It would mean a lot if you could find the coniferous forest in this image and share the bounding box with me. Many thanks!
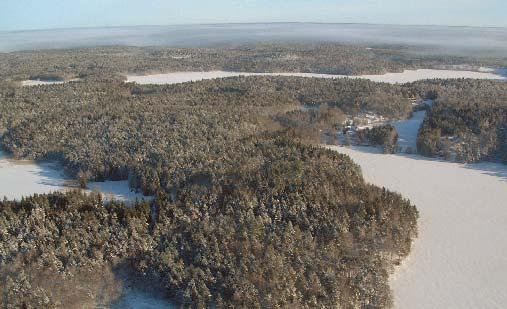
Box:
[413,79,507,163]
[0,44,505,307]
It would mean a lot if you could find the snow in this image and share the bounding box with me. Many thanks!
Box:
[0,149,150,203]
[391,99,433,152]
[21,80,66,86]
[327,107,507,308]
[358,69,506,84]
[392,111,425,152]
[111,289,174,309]
[21,78,81,86]
[0,150,67,199]
[5,67,507,307]
[87,180,152,203]
[126,69,507,85]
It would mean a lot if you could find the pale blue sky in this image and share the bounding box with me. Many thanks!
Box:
[1,0,506,31]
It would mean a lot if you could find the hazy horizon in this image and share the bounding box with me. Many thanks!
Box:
[3,21,507,34]
[1,23,507,58]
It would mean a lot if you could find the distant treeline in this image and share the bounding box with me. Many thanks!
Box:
[1,43,504,82]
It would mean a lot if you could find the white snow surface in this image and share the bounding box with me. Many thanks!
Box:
[87,180,152,203]
[392,110,426,152]
[111,289,174,309]
[86,180,153,202]
[126,69,507,85]
[0,150,67,199]
[21,80,66,86]
[392,99,433,152]
[327,106,507,308]
[21,78,81,86]
[0,149,149,203]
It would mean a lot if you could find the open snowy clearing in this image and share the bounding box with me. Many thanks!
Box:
[0,149,150,203]
[126,68,507,85]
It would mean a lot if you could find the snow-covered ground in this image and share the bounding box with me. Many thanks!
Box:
[0,149,150,203]
[392,100,433,152]
[327,107,507,308]
[126,68,507,85]
[0,149,67,199]
[391,111,425,152]
[111,289,174,309]
[87,180,152,203]
[21,78,81,86]
[21,79,66,86]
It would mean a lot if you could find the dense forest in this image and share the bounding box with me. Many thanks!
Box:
[0,44,402,81]
[0,134,419,308]
[414,79,507,163]
[0,46,423,308]
[0,75,417,194]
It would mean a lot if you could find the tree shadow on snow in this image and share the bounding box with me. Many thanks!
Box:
[464,162,507,182]
[332,145,507,182]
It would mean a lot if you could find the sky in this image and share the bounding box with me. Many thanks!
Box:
[1,0,506,31]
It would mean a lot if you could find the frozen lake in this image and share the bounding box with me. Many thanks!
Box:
[0,149,150,203]
[126,69,507,85]
[0,149,67,199]
[328,107,507,308]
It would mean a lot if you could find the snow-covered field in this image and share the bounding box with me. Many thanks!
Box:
[328,107,507,308]
[0,149,150,203]
[126,68,507,85]
[329,146,507,308]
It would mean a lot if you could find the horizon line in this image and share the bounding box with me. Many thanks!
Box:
[2,21,506,33]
